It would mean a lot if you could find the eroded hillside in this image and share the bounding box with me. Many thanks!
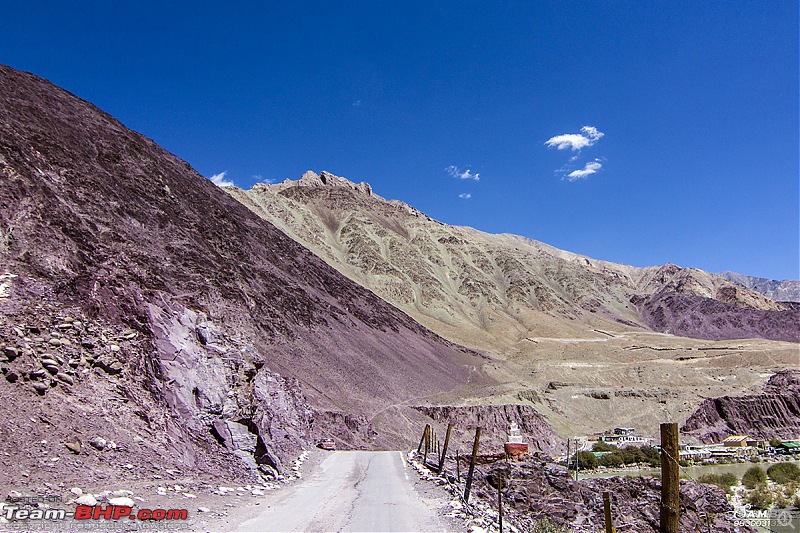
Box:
[228,172,799,440]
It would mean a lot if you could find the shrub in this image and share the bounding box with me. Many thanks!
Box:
[532,517,569,532]
[748,487,773,509]
[742,466,767,489]
[698,473,737,493]
[767,462,800,484]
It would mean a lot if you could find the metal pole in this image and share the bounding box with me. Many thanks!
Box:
[575,439,579,481]
[660,422,680,533]
[566,437,571,480]
[438,423,453,474]
[464,427,481,503]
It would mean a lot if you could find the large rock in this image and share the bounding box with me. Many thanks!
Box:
[467,454,753,533]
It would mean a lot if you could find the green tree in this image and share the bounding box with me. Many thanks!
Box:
[576,451,598,470]
[592,441,616,452]
[598,453,624,468]
[742,466,767,489]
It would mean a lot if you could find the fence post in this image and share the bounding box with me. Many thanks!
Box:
[438,423,453,474]
[603,491,616,533]
[660,422,680,533]
[464,427,482,503]
[423,425,431,465]
[417,424,430,454]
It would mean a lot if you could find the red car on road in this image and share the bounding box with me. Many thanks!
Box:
[318,438,336,450]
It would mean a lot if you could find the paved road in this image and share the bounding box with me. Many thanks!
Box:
[238,451,449,532]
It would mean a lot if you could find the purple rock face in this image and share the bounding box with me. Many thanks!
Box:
[638,292,800,343]
[682,370,800,443]
[0,64,492,484]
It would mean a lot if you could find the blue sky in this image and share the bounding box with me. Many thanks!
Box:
[2,1,798,280]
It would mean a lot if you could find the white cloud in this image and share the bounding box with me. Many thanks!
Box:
[566,161,602,181]
[545,125,604,151]
[254,175,277,184]
[458,193,472,199]
[209,171,234,187]
[446,165,480,181]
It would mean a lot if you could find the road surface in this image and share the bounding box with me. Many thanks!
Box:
[237,451,450,532]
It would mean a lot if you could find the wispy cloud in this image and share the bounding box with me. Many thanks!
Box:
[458,193,472,199]
[209,171,234,187]
[446,165,480,181]
[545,126,604,151]
[565,160,602,181]
[254,175,277,184]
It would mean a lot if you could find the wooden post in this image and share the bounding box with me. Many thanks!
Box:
[497,471,504,533]
[417,424,430,454]
[423,426,430,465]
[438,423,453,474]
[660,422,680,533]
[464,427,481,503]
[456,449,461,483]
[603,491,616,533]
[575,439,579,481]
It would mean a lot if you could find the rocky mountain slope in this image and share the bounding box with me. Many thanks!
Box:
[227,172,799,441]
[229,172,798,347]
[0,64,495,492]
[681,370,800,443]
[719,271,800,303]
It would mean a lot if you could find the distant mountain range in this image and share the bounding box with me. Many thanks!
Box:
[718,271,800,304]
[228,170,799,346]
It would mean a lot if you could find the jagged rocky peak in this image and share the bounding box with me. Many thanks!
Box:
[281,169,373,195]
